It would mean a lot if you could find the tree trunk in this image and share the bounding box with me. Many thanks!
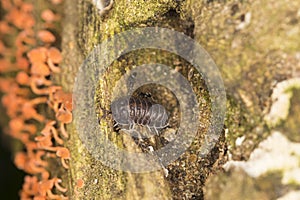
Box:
[2,0,300,199]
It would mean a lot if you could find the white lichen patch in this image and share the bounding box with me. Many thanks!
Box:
[282,168,300,185]
[223,131,300,181]
[236,12,252,30]
[235,135,245,146]
[264,78,300,127]
[277,190,300,200]
[92,0,114,16]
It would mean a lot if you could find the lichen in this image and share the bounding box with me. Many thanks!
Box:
[264,78,300,127]
[77,0,179,53]
[19,0,299,199]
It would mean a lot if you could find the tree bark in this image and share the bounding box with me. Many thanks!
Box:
[55,0,300,199]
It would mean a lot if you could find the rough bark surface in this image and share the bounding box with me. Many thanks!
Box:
[57,0,300,199]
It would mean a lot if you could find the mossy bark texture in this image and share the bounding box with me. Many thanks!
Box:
[59,0,300,199]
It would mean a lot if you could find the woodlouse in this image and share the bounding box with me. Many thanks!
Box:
[110,95,169,135]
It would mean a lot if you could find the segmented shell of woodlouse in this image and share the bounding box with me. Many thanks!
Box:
[111,95,168,131]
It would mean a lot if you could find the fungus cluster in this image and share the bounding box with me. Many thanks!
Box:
[0,0,71,199]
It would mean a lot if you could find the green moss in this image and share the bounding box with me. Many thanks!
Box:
[180,0,300,160]
[108,0,177,26]
[281,88,300,142]
[65,0,300,199]
[77,0,178,54]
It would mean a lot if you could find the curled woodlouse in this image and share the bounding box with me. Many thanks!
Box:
[110,95,169,135]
